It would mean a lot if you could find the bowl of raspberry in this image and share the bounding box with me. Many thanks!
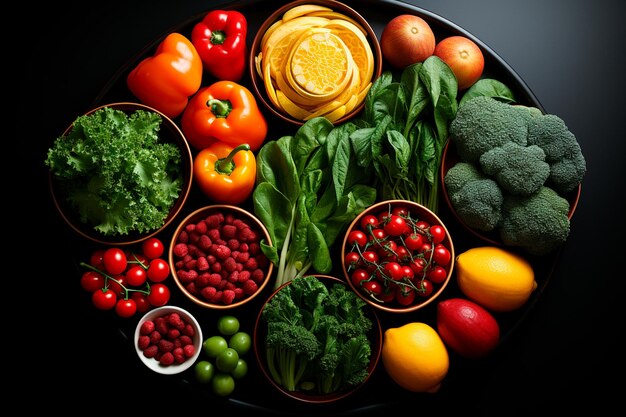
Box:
[134,305,203,375]
[168,205,274,310]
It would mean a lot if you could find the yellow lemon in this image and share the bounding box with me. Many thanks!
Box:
[382,322,449,393]
[455,246,537,312]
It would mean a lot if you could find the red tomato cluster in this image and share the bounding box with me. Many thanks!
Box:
[80,237,172,318]
[344,205,452,308]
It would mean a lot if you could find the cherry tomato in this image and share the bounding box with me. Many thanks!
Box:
[128,251,149,267]
[415,279,434,297]
[147,283,170,307]
[368,228,387,243]
[420,242,433,256]
[362,280,382,297]
[103,247,127,275]
[347,230,368,248]
[410,258,427,275]
[131,292,151,313]
[125,265,147,287]
[92,289,117,310]
[415,220,430,230]
[361,250,379,265]
[115,298,137,318]
[107,275,127,299]
[432,244,451,266]
[142,237,165,259]
[147,258,170,282]
[391,206,410,218]
[360,214,379,231]
[80,271,105,293]
[401,265,414,281]
[384,214,408,236]
[350,269,370,287]
[394,245,410,262]
[344,252,361,269]
[427,265,448,284]
[90,249,106,270]
[429,225,446,244]
[378,239,397,259]
[384,261,404,281]
[395,286,416,306]
[379,284,396,303]
[404,233,423,251]
[377,211,392,226]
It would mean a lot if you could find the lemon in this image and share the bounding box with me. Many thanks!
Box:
[382,322,449,393]
[455,246,537,312]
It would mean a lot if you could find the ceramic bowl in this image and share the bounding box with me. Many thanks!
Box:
[169,205,274,310]
[249,0,382,126]
[341,199,455,313]
[48,102,193,246]
[134,305,203,375]
[253,274,382,403]
[440,140,582,246]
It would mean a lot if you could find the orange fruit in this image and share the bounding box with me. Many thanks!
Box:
[382,322,449,393]
[455,246,537,312]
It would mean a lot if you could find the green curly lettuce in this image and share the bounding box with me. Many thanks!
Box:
[45,107,183,236]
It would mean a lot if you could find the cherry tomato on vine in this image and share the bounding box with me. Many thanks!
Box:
[410,257,427,275]
[115,298,137,318]
[395,286,416,306]
[384,261,404,281]
[401,265,414,281]
[350,269,370,287]
[415,220,430,230]
[415,279,434,297]
[429,225,446,244]
[433,244,451,266]
[347,230,368,248]
[379,284,396,303]
[361,250,379,265]
[125,265,148,287]
[378,239,397,259]
[147,283,170,306]
[90,249,106,270]
[384,214,408,236]
[344,252,361,269]
[92,289,117,310]
[131,292,152,313]
[107,275,127,298]
[368,228,387,244]
[427,265,448,284]
[147,258,170,282]
[362,280,382,297]
[359,214,379,231]
[142,237,165,259]
[80,271,105,293]
[404,233,423,251]
[391,206,410,218]
[395,245,410,262]
[103,247,127,275]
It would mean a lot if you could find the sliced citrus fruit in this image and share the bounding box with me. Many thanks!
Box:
[261,16,328,55]
[307,10,367,34]
[276,89,312,120]
[282,4,333,22]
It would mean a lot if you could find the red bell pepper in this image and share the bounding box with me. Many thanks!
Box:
[191,10,248,82]
[126,32,203,118]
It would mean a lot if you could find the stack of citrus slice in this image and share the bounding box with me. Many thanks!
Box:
[255,3,375,123]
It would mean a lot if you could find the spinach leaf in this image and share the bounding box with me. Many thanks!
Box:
[460,78,516,106]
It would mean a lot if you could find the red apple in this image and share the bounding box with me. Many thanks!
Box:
[436,298,500,358]
[433,36,485,90]
[380,14,435,69]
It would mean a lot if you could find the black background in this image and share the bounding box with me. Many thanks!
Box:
[20,0,625,414]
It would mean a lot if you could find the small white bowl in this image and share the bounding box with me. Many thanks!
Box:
[134,305,203,375]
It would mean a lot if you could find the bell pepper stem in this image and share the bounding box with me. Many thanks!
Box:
[210,30,226,45]
[215,143,251,175]
[207,99,232,118]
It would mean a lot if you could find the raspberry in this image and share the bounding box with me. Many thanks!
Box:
[140,320,155,335]
[224,213,235,225]
[210,290,223,303]
[198,234,212,251]
[184,223,196,234]
[200,285,217,301]
[227,239,240,251]
[168,313,185,329]
[184,259,197,270]
[167,328,181,340]
[227,270,239,283]
[196,256,209,271]
[211,262,222,273]
[176,269,194,284]
[238,227,256,242]
[173,347,186,364]
[242,279,258,295]
[183,344,196,358]
[221,224,237,239]
[188,231,200,244]
[138,335,151,350]
[245,257,258,270]
[234,287,244,300]
[173,243,189,258]
[238,270,251,283]
[155,317,169,334]
[149,330,162,344]
[248,242,260,255]
[179,335,193,346]
[205,213,224,228]
[196,272,211,287]
[207,228,221,242]
[182,323,196,337]
[222,289,236,305]
[251,268,266,283]
[185,281,199,295]
[143,345,159,358]
[239,242,249,253]
[159,351,175,366]
[215,245,231,260]
[208,273,222,287]
[158,339,174,353]
[195,220,208,235]
[235,251,250,263]
[223,256,237,272]
[177,230,189,244]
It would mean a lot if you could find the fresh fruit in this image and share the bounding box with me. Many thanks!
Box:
[217,315,241,336]
[203,335,228,358]
[136,312,198,367]
[436,298,500,358]
[212,372,236,397]
[382,322,449,392]
[228,331,252,355]
[433,35,484,90]
[380,14,435,69]
[194,360,215,383]
[215,347,240,372]
[455,246,537,312]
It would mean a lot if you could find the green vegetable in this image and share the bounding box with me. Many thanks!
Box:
[459,78,516,107]
[444,162,503,232]
[479,141,550,196]
[253,117,376,289]
[261,276,373,394]
[500,186,571,256]
[351,55,458,213]
[45,107,183,236]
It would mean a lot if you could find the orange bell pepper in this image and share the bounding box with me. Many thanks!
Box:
[193,142,257,205]
[127,32,203,118]
[181,80,268,151]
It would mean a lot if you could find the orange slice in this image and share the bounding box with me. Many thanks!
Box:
[282,4,333,22]
[307,10,367,34]
[276,89,313,120]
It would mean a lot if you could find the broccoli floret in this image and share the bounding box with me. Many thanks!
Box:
[526,113,586,193]
[450,96,528,163]
[480,142,550,196]
[445,162,503,231]
[499,186,571,256]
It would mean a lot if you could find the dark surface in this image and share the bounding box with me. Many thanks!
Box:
[22,0,624,414]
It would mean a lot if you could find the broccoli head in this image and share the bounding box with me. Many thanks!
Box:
[450,96,528,163]
[499,186,570,256]
[444,162,503,231]
[526,113,586,193]
[479,142,550,196]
